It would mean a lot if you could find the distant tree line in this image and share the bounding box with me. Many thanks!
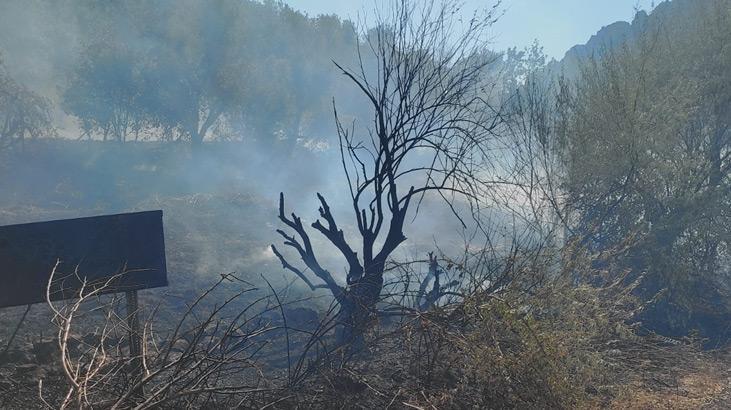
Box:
[58,0,361,146]
[0,0,533,151]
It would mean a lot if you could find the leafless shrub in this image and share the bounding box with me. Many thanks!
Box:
[38,263,280,409]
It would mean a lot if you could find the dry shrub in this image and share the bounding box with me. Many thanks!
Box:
[389,282,624,409]
[27,267,287,409]
[284,253,718,409]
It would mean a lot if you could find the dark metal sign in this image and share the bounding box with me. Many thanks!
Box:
[0,210,167,308]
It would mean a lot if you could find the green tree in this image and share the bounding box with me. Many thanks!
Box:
[557,0,731,340]
[62,43,146,142]
[0,56,51,148]
[61,0,360,147]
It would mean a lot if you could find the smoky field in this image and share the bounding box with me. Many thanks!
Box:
[1,0,731,408]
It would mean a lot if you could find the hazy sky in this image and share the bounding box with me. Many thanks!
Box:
[285,0,659,60]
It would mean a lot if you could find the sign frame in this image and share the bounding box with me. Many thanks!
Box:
[0,210,167,309]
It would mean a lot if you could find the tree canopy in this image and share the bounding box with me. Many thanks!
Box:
[0,57,51,148]
[554,0,731,340]
[59,0,358,146]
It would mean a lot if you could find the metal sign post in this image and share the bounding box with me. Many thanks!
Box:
[126,289,144,396]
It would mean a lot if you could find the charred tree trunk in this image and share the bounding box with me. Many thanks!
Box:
[335,272,384,346]
[271,193,398,347]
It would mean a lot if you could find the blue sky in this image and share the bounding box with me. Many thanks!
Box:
[285,0,659,60]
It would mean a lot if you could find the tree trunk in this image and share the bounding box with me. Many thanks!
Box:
[335,271,384,349]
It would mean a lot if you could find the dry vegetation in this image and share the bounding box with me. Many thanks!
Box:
[1,224,729,409]
[1,0,730,408]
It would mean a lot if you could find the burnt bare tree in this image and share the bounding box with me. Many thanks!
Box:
[272,0,503,344]
[411,252,460,311]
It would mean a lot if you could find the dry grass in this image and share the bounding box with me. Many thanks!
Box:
[269,279,731,409]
